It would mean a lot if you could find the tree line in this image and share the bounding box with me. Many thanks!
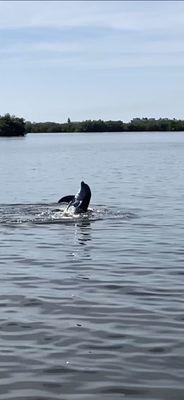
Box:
[24,117,184,133]
[0,114,26,136]
[1,114,184,136]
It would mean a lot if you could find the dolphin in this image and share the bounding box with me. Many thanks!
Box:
[58,181,91,214]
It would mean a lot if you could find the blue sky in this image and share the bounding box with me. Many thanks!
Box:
[0,1,184,122]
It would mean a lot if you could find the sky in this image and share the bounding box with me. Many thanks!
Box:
[0,0,184,122]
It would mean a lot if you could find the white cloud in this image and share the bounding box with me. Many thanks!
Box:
[1,1,184,71]
[1,27,184,70]
[0,1,184,121]
[0,0,184,33]
[0,41,82,55]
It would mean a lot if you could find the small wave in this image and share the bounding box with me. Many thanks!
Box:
[0,203,138,227]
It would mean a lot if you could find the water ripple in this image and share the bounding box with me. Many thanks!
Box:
[1,133,184,399]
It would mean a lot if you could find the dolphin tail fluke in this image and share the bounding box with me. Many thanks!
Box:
[58,195,75,204]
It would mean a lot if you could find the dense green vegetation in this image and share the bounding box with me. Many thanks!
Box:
[1,114,184,136]
[0,114,26,137]
[26,117,184,134]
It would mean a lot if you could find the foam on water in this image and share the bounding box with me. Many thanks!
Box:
[0,203,137,227]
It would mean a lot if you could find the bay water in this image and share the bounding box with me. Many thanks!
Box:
[0,132,184,400]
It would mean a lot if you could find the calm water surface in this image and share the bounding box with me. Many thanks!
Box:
[0,132,184,400]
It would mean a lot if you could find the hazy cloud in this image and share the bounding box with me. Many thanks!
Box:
[0,1,184,121]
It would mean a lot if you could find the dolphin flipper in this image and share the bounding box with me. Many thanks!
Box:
[58,195,75,204]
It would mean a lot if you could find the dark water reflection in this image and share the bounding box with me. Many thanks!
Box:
[0,132,184,399]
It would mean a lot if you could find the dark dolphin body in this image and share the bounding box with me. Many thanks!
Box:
[58,181,91,214]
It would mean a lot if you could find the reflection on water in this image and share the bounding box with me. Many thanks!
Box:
[0,132,184,400]
[70,221,92,261]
